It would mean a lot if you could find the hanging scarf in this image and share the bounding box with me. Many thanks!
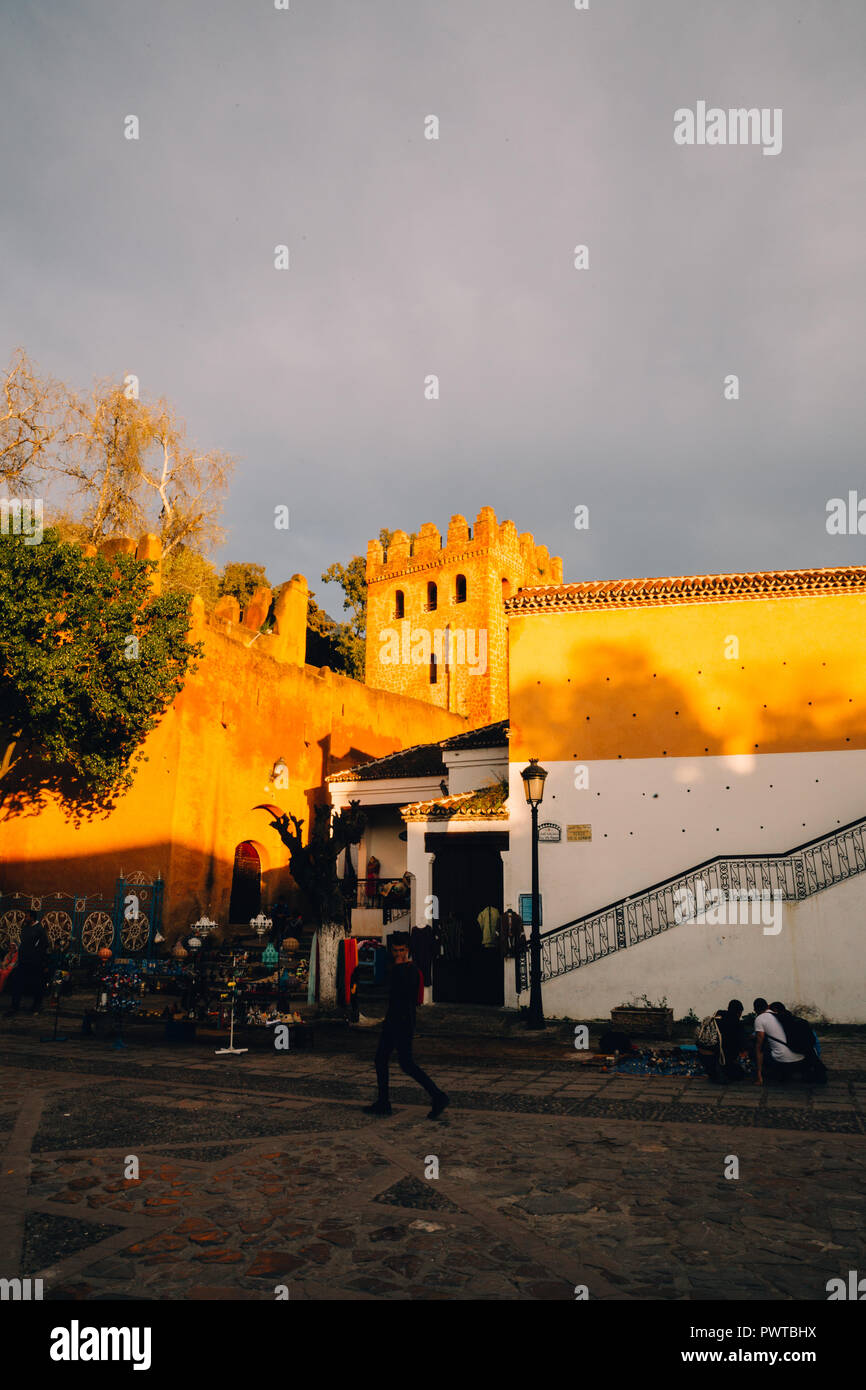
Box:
[307,931,318,1005]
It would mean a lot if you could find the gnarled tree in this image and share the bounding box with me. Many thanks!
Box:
[264,801,366,1009]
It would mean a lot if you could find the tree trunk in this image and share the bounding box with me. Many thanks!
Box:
[316,919,344,1010]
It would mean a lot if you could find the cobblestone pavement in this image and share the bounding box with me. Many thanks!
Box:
[1,1027,864,1301]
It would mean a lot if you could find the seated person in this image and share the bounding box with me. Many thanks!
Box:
[697,1001,747,1083]
[753,997,805,1085]
[717,999,748,1080]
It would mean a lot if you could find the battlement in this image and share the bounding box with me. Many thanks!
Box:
[366,506,563,586]
[85,532,310,669]
[363,506,564,725]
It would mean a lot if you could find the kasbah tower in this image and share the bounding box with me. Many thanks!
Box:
[364,505,563,724]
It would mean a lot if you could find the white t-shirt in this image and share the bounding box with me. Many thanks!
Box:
[755,1011,804,1063]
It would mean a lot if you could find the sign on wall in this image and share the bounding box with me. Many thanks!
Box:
[538,822,561,843]
[519,894,542,925]
[566,824,592,841]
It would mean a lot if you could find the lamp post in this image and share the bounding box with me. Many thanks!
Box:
[520,758,548,1030]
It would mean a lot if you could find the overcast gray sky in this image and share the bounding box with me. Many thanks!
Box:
[2,0,865,612]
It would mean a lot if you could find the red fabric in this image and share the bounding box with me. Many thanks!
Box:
[343,938,359,1006]
[0,949,18,994]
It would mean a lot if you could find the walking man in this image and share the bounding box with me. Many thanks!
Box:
[364,932,449,1119]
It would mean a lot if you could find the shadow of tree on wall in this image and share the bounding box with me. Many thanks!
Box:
[0,746,125,823]
[512,635,866,763]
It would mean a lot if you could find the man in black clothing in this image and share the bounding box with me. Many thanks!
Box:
[717,999,748,1081]
[9,911,49,1015]
[364,933,449,1119]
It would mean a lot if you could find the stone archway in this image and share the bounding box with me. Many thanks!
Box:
[228,840,264,924]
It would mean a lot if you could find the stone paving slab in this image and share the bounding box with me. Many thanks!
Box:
[1,1031,865,1301]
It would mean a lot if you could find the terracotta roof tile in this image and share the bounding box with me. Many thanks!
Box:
[401,782,509,822]
[326,721,508,784]
[506,566,866,614]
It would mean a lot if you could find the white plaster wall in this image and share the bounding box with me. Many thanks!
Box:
[445,747,508,795]
[363,811,407,880]
[406,827,434,930]
[530,871,866,1023]
[505,750,866,931]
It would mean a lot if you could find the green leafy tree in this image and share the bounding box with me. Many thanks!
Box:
[305,595,346,670]
[320,527,401,679]
[218,561,269,608]
[265,801,367,1008]
[0,529,201,818]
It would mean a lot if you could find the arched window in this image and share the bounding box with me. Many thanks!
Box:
[502,577,512,600]
[429,653,438,685]
[228,841,262,923]
[427,581,438,612]
[394,589,404,619]
[455,574,467,604]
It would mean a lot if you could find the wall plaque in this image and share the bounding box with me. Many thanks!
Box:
[566,824,592,841]
[538,822,561,843]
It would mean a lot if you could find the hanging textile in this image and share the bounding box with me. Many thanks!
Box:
[410,926,435,986]
[343,937,359,1006]
[307,931,318,1005]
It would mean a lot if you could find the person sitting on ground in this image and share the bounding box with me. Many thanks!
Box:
[768,1002,828,1084]
[716,999,748,1081]
[696,1005,743,1083]
[753,997,805,1085]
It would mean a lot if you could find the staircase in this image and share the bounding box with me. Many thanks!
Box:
[518,815,866,987]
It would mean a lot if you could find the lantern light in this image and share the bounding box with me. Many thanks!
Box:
[520,758,548,808]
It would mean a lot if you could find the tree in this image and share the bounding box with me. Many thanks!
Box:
[264,801,366,1009]
[138,399,233,558]
[0,529,202,819]
[320,528,401,680]
[0,351,235,560]
[305,595,345,669]
[0,349,68,495]
[162,545,220,609]
[218,562,269,608]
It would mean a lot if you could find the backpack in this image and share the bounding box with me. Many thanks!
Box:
[695,1014,722,1052]
[778,1012,815,1056]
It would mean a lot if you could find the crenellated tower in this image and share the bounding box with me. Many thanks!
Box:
[364,506,563,726]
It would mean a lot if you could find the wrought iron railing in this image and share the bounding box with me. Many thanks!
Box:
[516,814,866,989]
[0,873,164,957]
[351,877,410,924]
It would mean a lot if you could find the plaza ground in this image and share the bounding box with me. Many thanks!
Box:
[0,1010,864,1302]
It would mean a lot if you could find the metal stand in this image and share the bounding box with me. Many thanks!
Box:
[40,984,68,1043]
[215,992,247,1055]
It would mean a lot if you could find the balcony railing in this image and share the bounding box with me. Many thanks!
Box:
[351,877,411,923]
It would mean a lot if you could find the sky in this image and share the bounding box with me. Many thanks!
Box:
[2,0,865,615]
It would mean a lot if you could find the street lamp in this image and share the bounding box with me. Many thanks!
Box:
[521,758,548,1030]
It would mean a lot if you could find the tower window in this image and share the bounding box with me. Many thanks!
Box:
[429,653,438,685]
[502,577,512,599]
[455,574,467,603]
[394,589,404,619]
[427,581,438,612]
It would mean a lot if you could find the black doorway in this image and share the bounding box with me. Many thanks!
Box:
[228,841,262,924]
[430,834,505,1005]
